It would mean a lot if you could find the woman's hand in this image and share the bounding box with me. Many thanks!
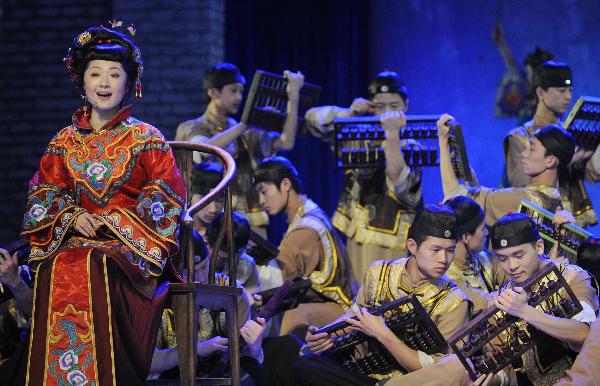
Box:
[196,336,228,357]
[73,212,104,238]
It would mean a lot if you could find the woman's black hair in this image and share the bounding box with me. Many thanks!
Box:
[65,26,143,103]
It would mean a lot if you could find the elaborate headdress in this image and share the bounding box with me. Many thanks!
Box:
[64,23,144,100]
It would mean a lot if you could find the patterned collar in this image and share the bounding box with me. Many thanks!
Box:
[72,104,133,132]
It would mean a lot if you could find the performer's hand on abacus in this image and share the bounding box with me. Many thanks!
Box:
[0,248,20,287]
[436,113,454,140]
[305,325,333,354]
[345,306,390,339]
[553,207,575,227]
[284,70,304,101]
[241,317,266,351]
[495,287,530,319]
[380,110,407,139]
[196,336,228,357]
[251,293,263,307]
[348,98,375,116]
[467,373,494,386]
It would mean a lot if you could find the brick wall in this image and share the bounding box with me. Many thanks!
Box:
[0,0,224,245]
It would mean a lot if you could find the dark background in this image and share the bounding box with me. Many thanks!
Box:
[1,0,599,246]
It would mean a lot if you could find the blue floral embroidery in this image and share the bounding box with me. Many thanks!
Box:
[150,201,165,221]
[48,320,96,386]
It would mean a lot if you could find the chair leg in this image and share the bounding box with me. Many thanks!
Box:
[227,298,241,386]
[174,292,198,386]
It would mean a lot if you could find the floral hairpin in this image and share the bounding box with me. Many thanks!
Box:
[127,22,136,36]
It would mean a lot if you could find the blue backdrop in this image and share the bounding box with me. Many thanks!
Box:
[225,0,600,241]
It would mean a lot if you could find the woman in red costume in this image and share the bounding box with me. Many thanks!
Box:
[20,25,185,386]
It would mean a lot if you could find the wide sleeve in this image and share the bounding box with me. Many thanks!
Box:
[21,133,87,266]
[304,105,350,142]
[100,130,186,276]
[584,144,600,183]
[275,228,322,281]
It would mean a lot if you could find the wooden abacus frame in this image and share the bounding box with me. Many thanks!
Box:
[332,116,475,185]
[518,199,591,263]
[562,95,600,150]
[316,294,447,376]
[448,263,582,380]
[240,69,321,132]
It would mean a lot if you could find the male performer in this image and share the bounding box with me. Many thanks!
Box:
[305,71,421,282]
[190,161,224,237]
[253,156,354,338]
[176,63,304,235]
[503,60,600,227]
[438,113,576,226]
[382,213,598,386]
[295,204,471,386]
[444,196,509,312]
[0,247,33,385]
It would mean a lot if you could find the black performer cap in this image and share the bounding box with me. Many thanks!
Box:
[368,71,408,100]
[252,156,302,189]
[191,161,224,196]
[534,60,572,88]
[204,62,246,90]
[490,213,540,250]
[408,203,457,241]
[445,196,485,236]
[533,124,576,166]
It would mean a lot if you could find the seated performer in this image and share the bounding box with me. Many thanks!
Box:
[206,211,261,294]
[253,156,354,338]
[149,232,266,383]
[382,213,598,386]
[0,247,33,385]
[175,63,304,235]
[21,26,186,385]
[552,236,600,386]
[305,71,422,283]
[444,196,509,312]
[295,204,471,386]
[502,60,600,227]
[438,113,576,226]
[191,161,225,237]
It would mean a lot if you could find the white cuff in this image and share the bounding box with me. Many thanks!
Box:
[417,350,434,367]
[386,165,411,195]
[497,370,509,386]
[572,301,597,324]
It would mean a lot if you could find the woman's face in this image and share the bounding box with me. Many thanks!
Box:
[83,60,128,114]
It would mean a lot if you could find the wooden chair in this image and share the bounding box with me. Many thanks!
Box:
[164,141,243,386]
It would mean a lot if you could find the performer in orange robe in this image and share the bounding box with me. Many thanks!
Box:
[21,25,185,386]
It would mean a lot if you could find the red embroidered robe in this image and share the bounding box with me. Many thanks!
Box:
[21,106,186,386]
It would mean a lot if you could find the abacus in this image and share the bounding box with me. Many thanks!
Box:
[449,263,582,380]
[519,199,591,263]
[316,294,447,375]
[333,116,474,185]
[241,70,321,132]
[562,96,600,150]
